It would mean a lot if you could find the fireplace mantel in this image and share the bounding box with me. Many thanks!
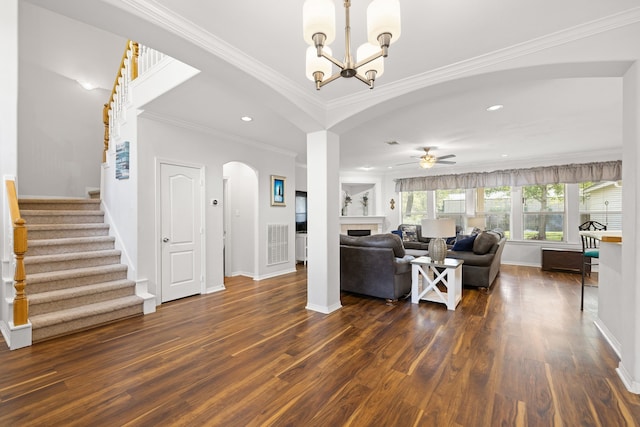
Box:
[340,216,385,234]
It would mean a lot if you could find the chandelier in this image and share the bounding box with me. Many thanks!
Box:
[303,0,401,90]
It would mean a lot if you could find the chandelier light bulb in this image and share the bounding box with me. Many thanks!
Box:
[367,0,402,47]
[303,0,336,47]
[306,45,333,82]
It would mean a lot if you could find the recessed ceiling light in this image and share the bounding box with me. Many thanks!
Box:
[361,166,373,171]
[501,154,509,158]
[486,104,504,112]
[241,116,253,122]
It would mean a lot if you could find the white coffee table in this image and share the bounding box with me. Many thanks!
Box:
[411,256,464,310]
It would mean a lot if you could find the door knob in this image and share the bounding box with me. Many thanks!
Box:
[163,237,169,242]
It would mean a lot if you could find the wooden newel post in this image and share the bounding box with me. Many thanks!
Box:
[13,218,28,326]
[103,103,109,163]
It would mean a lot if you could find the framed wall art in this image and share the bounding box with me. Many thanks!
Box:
[271,175,286,206]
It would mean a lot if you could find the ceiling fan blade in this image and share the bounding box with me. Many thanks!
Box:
[435,160,456,165]
[396,161,418,166]
[436,154,456,160]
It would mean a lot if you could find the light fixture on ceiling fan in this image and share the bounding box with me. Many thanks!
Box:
[397,147,457,169]
[303,0,401,90]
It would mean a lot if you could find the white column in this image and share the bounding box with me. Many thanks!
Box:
[1,0,18,262]
[306,130,342,314]
[618,60,640,393]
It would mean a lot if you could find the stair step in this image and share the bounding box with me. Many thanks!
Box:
[29,279,137,316]
[26,223,110,239]
[30,295,143,342]
[21,209,104,224]
[88,190,101,200]
[27,264,129,293]
[25,249,122,274]
[27,236,116,256]
[18,198,101,211]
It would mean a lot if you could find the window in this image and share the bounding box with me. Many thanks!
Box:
[400,191,428,224]
[579,181,622,230]
[436,189,465,228]
[522,184,565,241]
[476,186,511,237]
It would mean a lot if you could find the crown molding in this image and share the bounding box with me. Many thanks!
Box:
[105,1,640,130]
[141,111,298,158]
[327,7,640,125]
[108,0,325,119]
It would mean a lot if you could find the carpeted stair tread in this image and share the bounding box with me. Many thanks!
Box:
[25,249,121,265]
[28,236,115,247]
[21,209,104,216]
[28,264,128,286]
[19,198,101,210]
[30,295,143,329]
[30,279,135,304]
[27,223,110,231]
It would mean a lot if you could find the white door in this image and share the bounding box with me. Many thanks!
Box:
[161,163,203,302]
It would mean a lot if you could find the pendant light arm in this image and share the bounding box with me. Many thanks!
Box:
[320,51,345,69]
[354,49,384,70]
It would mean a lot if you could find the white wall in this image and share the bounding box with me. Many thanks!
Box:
[137,117,297,298]
[223,162,257,277]
[17,3,126,197]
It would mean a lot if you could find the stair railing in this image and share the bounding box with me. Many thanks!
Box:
[103,40,138,163]
[5,180,28,326]
[102,40,167,163]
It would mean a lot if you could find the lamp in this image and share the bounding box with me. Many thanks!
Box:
[303,0,401,90]
[467,217,485,232]
[421,218,456,263]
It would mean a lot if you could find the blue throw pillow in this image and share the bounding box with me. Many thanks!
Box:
[452,234,476,251]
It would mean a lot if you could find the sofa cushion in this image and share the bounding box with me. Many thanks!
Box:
[452,234,476,251]
[340,233,406,258]
[399,225,418,242]
[472,231,499,255]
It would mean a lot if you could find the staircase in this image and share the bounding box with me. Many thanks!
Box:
[19,198,144,342]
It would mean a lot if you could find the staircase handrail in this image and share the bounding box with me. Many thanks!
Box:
[5,179,28,326]
[103,40,139,163]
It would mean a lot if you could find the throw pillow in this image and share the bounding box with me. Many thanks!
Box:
[452,234,476,251]
[400,225,418,242]
[472,231,499,255]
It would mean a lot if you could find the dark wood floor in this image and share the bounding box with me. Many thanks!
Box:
[1,265,639,426]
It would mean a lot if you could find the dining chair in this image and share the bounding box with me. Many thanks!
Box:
[578,220,606,310]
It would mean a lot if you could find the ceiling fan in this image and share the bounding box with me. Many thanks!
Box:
[398,147,457,169]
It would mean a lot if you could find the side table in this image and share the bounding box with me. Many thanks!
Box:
[411,256,464,310]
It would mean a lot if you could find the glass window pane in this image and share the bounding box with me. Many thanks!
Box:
[400,191,428,224]
[522,184,565,241]
[579,181,622,230]
[436,189,465,228]
[476,186,511,238]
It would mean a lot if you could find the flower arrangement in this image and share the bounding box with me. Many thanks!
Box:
[361,192,369,215]
[342,192,352,216]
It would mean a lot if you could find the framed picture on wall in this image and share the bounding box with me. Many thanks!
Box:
[271,175,286,206]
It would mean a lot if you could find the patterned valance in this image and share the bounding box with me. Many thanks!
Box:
[395,161,622,192]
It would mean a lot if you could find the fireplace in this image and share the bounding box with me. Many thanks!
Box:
[347,229,371,237]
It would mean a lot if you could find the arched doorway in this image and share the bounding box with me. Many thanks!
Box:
[223,161,258,278]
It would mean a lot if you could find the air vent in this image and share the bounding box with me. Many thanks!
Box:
[267,224,288,265]
[385,140,399,145]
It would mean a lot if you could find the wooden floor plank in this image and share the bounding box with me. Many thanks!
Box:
[1,264,640,426]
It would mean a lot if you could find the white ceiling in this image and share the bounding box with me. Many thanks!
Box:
[24,0,640,176]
